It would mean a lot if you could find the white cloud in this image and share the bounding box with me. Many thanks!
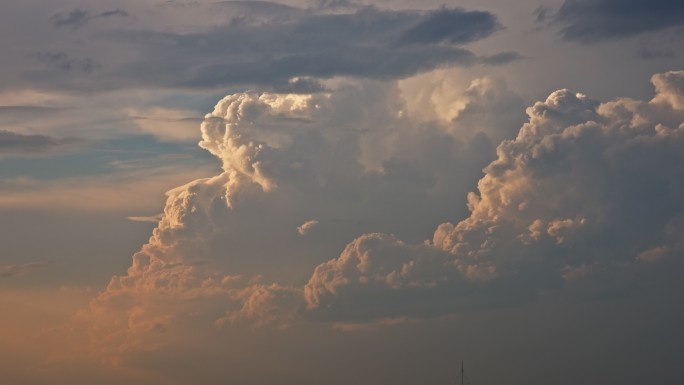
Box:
[399,71,526,144]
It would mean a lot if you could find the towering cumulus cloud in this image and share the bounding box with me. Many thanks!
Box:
[76,92,325,359]
[305,70,684,322]
[75,71,684,362]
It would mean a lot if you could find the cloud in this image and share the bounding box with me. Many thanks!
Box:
[71,79,507,360]
[534,5,552,23]
[297,220,319,235]
[127,107,202,142]
[399,74,527,143]
[171,6,509,88]
[555,0,684,42]
[304,233,463,322]
[98,9,128,19]
[398,7,501,45]
[312,0,360,11]
[72,70,684,363]
[21,3,518,92]
[0,130,78,155]
[0,261,52,278]
[30,52,100,73]
[305,70,684,322]
[51,9,89,30]
[127,214,164,223]
[0,105,60,116]
[51,8,128,30]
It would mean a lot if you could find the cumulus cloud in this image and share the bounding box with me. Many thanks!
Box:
[73,69,684,363]
[305,233,464,322]
[399,74,527,143]
[305,70,684,322]
[75,90,330,358]
[73,78,503,359]
[555,0,684,42]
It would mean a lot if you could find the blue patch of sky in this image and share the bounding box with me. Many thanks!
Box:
[0,134,217,180]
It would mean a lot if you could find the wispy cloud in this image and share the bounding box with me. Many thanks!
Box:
[127,214,163,223]
[51,8,128,30]
[29,51,100,73]
[297,220,319,235]
[0,261,53,278]
[0,130,79,155]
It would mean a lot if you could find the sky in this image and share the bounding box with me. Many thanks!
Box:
[1,0,683,384]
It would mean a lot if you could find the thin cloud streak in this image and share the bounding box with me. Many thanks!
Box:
[0,261,53,278]
[0,130,79,155]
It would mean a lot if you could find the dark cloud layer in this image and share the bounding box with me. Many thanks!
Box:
[124,5,507,89]
[26,3,516,91]
[556,0,684,42]
[399,7,500,45]
[158,6,512,88]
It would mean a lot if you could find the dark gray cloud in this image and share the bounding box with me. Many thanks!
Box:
[51,9,89,29]
[30,51,100,73]
[25,4,516,91]
[399,7,500,45]
[99,9,128,18]
[0,130,78,154]
[51,8,128,30]
[556,0,684,42]
[534,5,552,23]
[129,6,510,88]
